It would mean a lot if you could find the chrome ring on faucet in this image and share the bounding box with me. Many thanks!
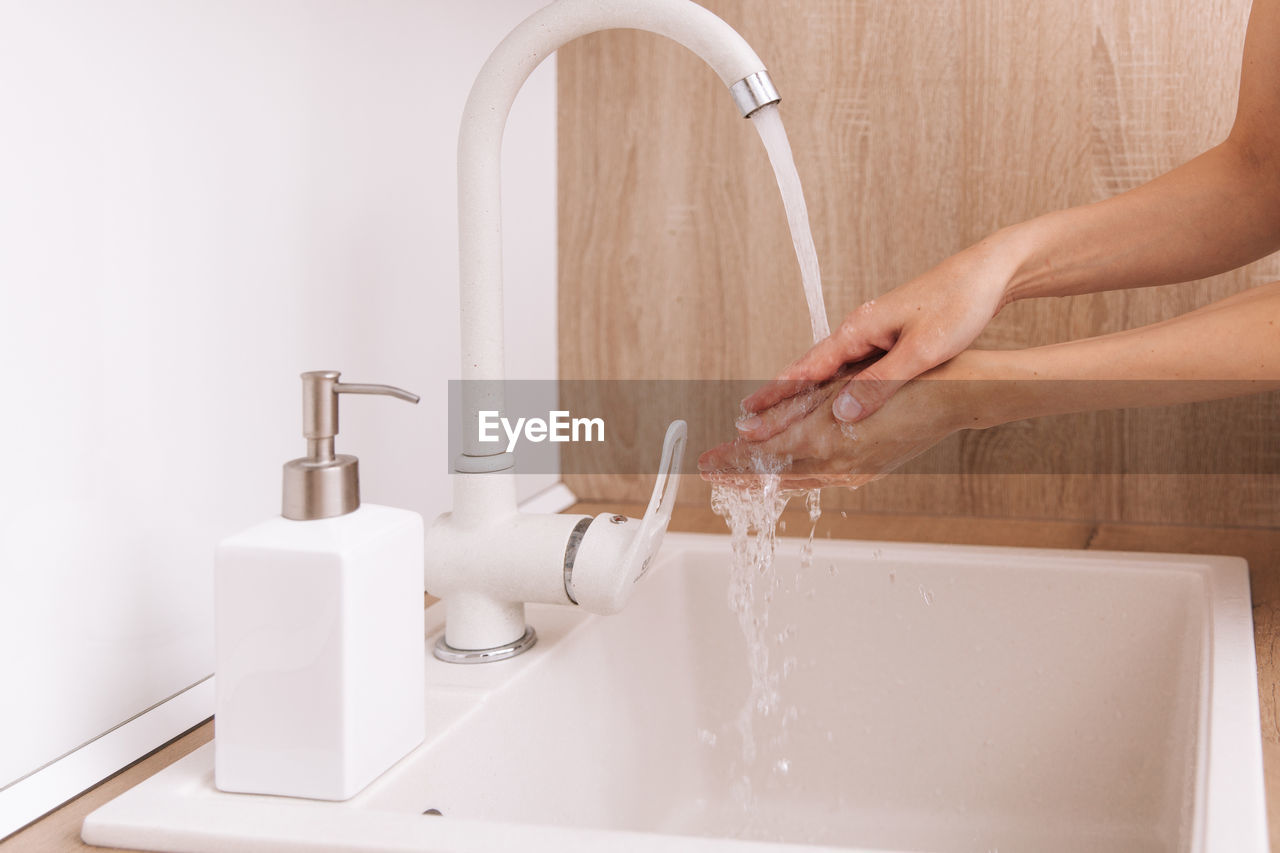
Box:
[433,626,537,664]
[730,70,780,118]
[561,516,593,605]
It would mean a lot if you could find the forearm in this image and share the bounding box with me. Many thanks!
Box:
[984,0,1280,303]
[946,281,1280,428]
[993,140,1280,302]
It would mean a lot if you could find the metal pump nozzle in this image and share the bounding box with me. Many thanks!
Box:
[282,370,419,521]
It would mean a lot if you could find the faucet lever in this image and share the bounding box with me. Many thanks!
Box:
[565,419,687,615]
[626,419,687,581]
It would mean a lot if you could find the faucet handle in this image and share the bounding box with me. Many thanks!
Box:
[567,420,687,615]
[624,419,686,581]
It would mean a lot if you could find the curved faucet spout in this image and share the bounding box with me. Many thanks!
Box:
[456,0,779,464]
[431,0,780,656]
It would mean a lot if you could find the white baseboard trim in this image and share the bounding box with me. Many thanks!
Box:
[0,676,215,842]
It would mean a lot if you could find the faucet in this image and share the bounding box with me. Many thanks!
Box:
[423,0,780,663]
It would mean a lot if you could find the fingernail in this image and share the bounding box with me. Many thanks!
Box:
[736,415,762,433]
[833,393,862,422]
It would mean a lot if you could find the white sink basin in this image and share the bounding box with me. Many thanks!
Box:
[84,532,1267,852]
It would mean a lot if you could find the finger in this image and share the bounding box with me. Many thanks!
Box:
[698,435,796,478]
[697,438,755,473]
[741,323,881,414]
[830,345,930,423]
[741,336,879,414]
[702,469,788,485]
[777,473,876,490]
[777,472,850,489]
[739,376,812,416]
[735,385,824,442]
[696,441,735,472]
[776,476,826,490]
[699,454,792,484]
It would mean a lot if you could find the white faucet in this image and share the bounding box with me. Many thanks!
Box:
[423,0,780,662]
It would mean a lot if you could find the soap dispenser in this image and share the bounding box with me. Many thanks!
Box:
[214,370,426,801]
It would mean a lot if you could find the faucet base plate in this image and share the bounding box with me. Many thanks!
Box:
[432,626,537,664]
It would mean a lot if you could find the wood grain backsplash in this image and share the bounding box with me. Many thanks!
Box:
[557,0,1280,527]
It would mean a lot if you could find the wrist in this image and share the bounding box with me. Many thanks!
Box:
[979,222,1044,308]
[927,349,1025,432]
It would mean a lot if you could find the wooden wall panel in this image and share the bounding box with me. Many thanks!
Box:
[558,0,1280,526]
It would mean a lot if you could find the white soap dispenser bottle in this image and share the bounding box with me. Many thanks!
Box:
[214,370,426,801]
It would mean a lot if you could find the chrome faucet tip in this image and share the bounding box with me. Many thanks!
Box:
[730,70,780,118]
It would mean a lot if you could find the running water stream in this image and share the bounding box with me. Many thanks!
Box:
[708,103,831,822]
[749,103,830,342]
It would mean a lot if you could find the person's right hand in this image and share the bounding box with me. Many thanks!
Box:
[735,236,1019,442]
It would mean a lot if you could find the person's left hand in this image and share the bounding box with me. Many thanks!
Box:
[698,363,965,490]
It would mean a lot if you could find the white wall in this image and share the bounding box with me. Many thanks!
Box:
[0,0,557,827]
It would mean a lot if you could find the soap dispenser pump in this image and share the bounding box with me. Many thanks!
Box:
[214,371,426,801]
[281,370,419,520]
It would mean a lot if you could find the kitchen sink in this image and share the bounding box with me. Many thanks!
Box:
[83,532,1266,852]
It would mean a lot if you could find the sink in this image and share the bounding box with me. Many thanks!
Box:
[83,532,1267,852]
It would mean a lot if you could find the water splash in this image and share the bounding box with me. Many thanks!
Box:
[710,469,791,770]
[710,458,824,823]
[797,488,822,582]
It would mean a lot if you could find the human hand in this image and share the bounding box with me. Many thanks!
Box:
[699,362,967,490]
[736,238,1017,442]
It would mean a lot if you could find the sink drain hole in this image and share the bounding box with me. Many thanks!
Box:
[422,808,443,816]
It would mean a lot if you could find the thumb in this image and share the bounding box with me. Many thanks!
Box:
[831,347,928,423]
